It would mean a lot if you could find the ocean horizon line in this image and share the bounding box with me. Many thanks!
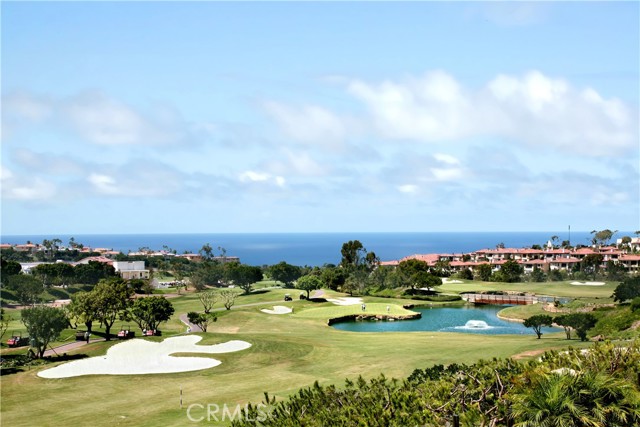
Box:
[1,231,633,267]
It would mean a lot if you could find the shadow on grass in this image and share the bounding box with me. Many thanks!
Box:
[0,352,89,376]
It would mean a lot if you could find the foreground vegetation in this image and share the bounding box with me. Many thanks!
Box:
[234,341,640,426]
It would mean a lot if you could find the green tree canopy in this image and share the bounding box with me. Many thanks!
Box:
[612,276,640,303]
[296,275,323,299]
[68,290,100,333]
[92,278,133,340]
[523,314,553,339]
[224,262,263,294]
[187,311,216,332]
[267,262,302,288]
[499,259,524,283]
[126,296,174,332]
[22,306,68,358]
[6,274,43,306]
[340,240,366,270]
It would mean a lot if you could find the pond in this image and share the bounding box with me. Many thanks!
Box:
[331,305,561,335]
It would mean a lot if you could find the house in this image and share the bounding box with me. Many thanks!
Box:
[112,261,149,280]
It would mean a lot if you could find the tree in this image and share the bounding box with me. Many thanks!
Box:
[197,290,217,313]
[199,243,214,260]
[296,275,323,299]
[219,289,239,310]
[411,271,441,291]
[68,291,100,333]
[499,260,523,282]
[553,314,574,340]
[531,267,546,283]
[0,308,9,340]
[475,263,493,282]
[268,262,302,288]
[523,314,553,339]
[224,262,263,294]
[340,240,366,270]
[74,261,117,285]
[21,306,68,358]
[92,278,133,340]
[319,266,347,291]
[564,313,597,342]
[1,258,22,282]
[590,229,617,246]
[581,253,604,280]
[612,276,640,303]
[6,274,43,306]
[398,259,430,289]
[187,311,217,332]
[126,296,174,332]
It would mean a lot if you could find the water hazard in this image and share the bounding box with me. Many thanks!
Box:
[331,305,561,335]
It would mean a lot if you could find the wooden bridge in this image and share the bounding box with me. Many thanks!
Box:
[462,294,538,305]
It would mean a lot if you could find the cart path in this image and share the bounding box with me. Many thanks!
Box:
[43,337,105,357]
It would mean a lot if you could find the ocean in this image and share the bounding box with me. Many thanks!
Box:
[1,231,625,266]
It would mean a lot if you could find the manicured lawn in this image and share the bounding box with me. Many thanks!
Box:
[436,280,618,299]
[0,286,607,426]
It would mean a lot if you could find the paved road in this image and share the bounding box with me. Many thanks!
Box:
[43,337,105,357]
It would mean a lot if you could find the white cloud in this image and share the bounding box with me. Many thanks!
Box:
[346,70,637,156]
[3,90,206,147]
[1,175,56,201]
[431,167,464,182]
[433,153,461,166]
[398,184,419,194]
[88,173,119,195]
[263,101,347,149]
[239,170,286,188]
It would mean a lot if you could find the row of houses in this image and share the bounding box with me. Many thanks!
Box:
[1,243,239,264]
[19,258,150,280]
[380,243,640,274]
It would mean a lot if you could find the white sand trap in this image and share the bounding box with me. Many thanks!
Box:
[261,305,293,314]
[570,281,605,286]
[327,297,363,306]
[442,278,463,284]
[38,335,251,379]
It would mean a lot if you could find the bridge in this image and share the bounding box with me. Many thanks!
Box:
[462,294,538,305]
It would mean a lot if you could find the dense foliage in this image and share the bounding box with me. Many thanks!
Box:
[233,341,640,427]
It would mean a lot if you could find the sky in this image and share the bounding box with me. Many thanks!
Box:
[1,1,639,235]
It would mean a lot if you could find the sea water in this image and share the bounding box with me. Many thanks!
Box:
[0,231,619,266]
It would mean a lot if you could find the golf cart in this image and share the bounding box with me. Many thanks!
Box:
[143,329,161,336]
[7,332,29,347]
[117,325,135,339]
[284,294,293,301]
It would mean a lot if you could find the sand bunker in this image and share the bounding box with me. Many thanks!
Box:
[327,297,363,306]
[260,305,293,314]
[570,281,605,286]
[38,335,251,378]
[441,278,463,284]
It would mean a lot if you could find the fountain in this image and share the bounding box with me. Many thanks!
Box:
[460,320,491,329]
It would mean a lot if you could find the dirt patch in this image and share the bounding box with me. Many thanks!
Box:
[511,349,548,360]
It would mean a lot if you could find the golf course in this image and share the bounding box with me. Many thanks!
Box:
[2,279,622,426]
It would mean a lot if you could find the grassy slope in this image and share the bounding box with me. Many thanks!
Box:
[0,284,612,427]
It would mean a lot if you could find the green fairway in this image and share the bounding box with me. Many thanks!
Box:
[436,279,618,299]
[0,286,611,426]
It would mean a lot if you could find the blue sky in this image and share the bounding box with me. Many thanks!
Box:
[2,1,638,234]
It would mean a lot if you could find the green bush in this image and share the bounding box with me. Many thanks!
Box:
[631,297,640,312]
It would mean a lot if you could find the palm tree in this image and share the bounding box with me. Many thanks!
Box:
[509,369,640,426]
